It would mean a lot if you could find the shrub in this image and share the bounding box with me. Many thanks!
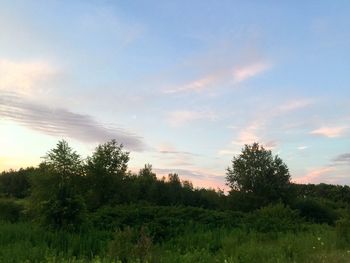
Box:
[336,217,350,248]
[40,184,87,231]
[108,226,153,262]
[248,203,301,233]
[0,199,23,222]
[294,198,338,225]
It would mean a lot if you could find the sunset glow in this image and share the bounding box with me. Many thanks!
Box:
[0,1,349,188]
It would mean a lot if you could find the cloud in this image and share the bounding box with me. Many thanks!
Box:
[297,146,308,150]
[163,75,217,94]
[232,62,270,83]
[166,110,216,127]
[154,143,202,167]
[0,59,56,94]
[163,60,271,94]
[294,166,336,184]
[278,99,314,112]
[310,126,347,138]
[233,120,263,146]
[0,92,145,150]
[332,153,350,165]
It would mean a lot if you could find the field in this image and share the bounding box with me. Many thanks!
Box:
[1,204,350,263]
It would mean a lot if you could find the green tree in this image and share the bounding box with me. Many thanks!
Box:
[31,140,86,230]
[226,143,291,206]
[86,140,129,177]
[85,140,130,209]
[43,140,82,178]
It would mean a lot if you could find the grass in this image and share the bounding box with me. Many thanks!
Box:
[1,221,350,263]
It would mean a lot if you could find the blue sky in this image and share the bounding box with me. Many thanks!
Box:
[0,0,349,189]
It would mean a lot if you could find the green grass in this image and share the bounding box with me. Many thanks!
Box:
[1,221,350,263]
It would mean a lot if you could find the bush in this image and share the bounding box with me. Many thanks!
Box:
[336,217,350,248]
[294,198,338,225]
[108,226,152,262]
[248,203,301,233]
[40,184,88,231]
[91,205,245,242]
[0,200,23,222]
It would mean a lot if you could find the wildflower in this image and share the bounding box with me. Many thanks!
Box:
[317,237,321,241]
[313,246,316,249]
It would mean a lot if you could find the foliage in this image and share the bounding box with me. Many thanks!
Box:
[336,217,350,248]
[247,203,301,233]
[2,221,350,263]
[0,199,23,222]
[226,143,292,206]
[41,184,87,231]
[43,140,83,178]
[0,168,33,198]
[294,198,338,225]
[86,140,129,177]
[85,140,129,210]
[91,205,244,241]
[108,226,153,262]
[31,141,86,230]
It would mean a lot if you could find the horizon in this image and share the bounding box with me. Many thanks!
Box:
[0,1,349,189]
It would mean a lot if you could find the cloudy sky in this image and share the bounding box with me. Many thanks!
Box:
[0,1,349,189]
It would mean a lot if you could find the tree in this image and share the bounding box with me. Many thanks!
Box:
[86,139,129,177]
[226,143,291,206]
[43,140,82,178]
[85,140,130,209]
[31,140,86,230]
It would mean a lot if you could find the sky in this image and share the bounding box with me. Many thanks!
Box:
[0,0,349,189]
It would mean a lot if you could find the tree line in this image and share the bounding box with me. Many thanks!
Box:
[0,140,349,230]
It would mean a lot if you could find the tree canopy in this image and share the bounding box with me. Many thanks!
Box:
[226,143,291,204]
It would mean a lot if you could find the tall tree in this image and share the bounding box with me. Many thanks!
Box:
[43,140,82,178]
[85,140,130,209]
[86,139,129,177]
[226,143,291,206]
[31,140,86,230]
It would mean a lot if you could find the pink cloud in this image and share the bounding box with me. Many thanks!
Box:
[294,166,335,184]
[164,75,217,94]
[163,60,271,94]
[232,62,271,83]
[310,126,347,138]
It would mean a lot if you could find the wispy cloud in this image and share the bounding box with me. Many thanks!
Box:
[310,126,347,138]
[233,120,263,146]
[332,153,350,166]
[163,60,271,94]
[294,166,336,184]
[154,143,202,167]
[163,75,217,94]
[0,59,56,94]
[166,110,216,127]
[0,92,145,150]
[278,99,314,112]
[297,146,308,150]
[232,62,270,83]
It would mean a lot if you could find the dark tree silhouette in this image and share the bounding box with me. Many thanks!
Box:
[226,143,291,205]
